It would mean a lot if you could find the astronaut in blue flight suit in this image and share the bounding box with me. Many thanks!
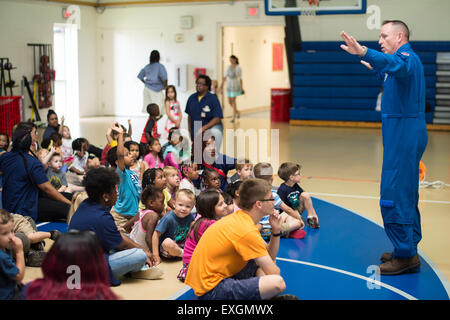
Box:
[341,20,427,275]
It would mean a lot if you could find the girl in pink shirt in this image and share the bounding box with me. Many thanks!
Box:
[177,189,230,282]
[144,138,164,169]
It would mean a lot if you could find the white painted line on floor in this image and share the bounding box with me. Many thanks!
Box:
[169,285,193,300]
[276,257,417,300]
[36,222,50,227]
[310,192,450,205]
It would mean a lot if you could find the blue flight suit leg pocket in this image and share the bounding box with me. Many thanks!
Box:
[380,169,401,223]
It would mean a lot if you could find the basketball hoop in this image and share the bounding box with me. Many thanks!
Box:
[302,0,318,16]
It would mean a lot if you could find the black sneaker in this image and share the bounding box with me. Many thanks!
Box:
[50,230,62,241]
[31,240,45,251]
[26,250,46,267]
[307,216,320,229]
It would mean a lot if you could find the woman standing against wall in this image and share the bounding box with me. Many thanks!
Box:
[137,50,168,116]
[220,55,244,123]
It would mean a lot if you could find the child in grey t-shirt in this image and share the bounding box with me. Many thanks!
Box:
[46,153,69,192]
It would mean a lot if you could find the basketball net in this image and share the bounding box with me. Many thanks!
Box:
[302,0,319,16]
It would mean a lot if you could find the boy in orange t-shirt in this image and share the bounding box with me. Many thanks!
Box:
[185,178,288,300]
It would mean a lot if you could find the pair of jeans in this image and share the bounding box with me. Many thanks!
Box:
[108,248,147,279]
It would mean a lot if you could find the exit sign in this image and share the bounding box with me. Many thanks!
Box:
[247,5,259,18]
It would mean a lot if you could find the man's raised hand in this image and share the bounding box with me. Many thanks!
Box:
[340,31,366,57]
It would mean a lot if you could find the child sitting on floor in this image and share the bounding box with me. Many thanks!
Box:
[277,162,320,229]
[129,186,165,278]
[107,123,142,232]
[229,158,253,183]
[60,125,73,166]
[142,168,175,213]
[177,189,230,282]
[46,152,70,193]
[69,138,89,176]
[126,140,148,183]
[201,167,221,191]
[0,132,9,152]
[164,166,180,200]
[253,162,304,238]
[152,189,195,266]
[225,180,243,213]
[179,162,200,195]
[144,138,164,170]
[0,209,25,300]
[124,168,172,234]
[12,212,61,267]
[201,136,236,191]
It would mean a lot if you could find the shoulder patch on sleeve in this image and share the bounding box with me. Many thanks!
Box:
[401,52,410,56]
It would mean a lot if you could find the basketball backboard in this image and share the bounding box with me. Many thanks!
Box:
[265,0,367,16]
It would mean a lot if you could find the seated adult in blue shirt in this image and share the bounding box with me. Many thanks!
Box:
[69,167,160,285]
[42,109,61,142]
[185,74,224,152]
[0,122,72,222]
[137,50,168,115]
[200,136,236,192]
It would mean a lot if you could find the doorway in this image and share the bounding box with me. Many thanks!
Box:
[220,25,289,118]
[53,23,80,137]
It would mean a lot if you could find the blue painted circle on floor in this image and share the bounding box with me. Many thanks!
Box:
[174,197,449,300]
[36,197,449,300]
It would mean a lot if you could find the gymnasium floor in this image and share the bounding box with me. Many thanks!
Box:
[24,110,450,300]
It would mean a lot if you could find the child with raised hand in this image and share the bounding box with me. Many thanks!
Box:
[164,166,180,199]
[177,189,229,282]
[152,189,196,266]
[164,85,182,140]
[102,122,131,166]
[107,122,142,232]
[0,209,25,300]
[60,125,73,166]
[125,140,148,182]
[144,138,164,170]
[276,162,319,229]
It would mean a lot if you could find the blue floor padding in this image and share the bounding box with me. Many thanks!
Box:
[175,197,450,300]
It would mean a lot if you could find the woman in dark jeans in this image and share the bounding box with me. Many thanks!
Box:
[0,122,72,222]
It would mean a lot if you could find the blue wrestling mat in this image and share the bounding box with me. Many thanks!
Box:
[172,198,450,300]
[36,221,68,233]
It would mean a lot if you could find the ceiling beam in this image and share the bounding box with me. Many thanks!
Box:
[44,0,244,7]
